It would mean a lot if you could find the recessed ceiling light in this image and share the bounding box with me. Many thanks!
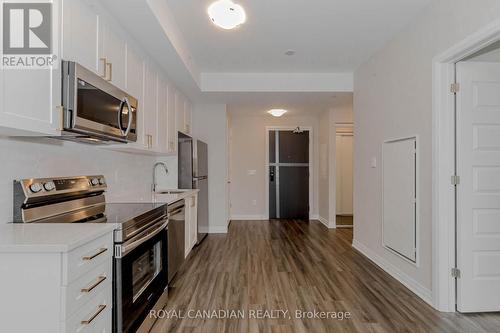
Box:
[268,109,288,117]
[285,50,296,56]
[208,0,246,30]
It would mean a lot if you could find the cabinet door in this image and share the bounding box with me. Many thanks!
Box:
[144,61,158,151]
[0,0,63,136]
[167,84,177,153]
[125,46,146,149]
[184,100,192,135]
[98,20,126,90]
[185,198,191,257]
[157,76,168,153]
[175,91,185,134]
[62,0,99,73]
[190,196,198,248]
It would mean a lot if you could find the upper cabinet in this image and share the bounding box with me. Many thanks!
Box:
[0,0,192,155]
[184,100,192,135]
[62,0,99,74]
[175,91,192,136]
[98,19,126,90]
[167,84,177,154]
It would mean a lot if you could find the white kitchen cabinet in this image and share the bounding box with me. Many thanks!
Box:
[126,45,145,147]
[157,76,169,154]
[0,0,63,137]
[144,61,158,151]
[167,84,178,153]
[185,193,198,257]
[175,91,186,135]
[184,100,192,135]
[62,0,99,74]
[0,230,114,333]
[98,19,127,90]
[0,0,194,149]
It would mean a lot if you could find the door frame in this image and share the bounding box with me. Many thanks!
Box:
[334,123,354,228]
[432,18,500,312]
[265,126,313,220]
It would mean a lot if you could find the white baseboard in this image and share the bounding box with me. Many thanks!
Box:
[230,215,267,220]
[352,239,433,306]
[317,216,335,229]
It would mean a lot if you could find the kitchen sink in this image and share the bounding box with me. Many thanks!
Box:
[155,190,187,195]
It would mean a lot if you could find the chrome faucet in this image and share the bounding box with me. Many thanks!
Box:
[152,162,169,193]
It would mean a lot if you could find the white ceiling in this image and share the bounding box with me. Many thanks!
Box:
[225,92,353,116]
[165,0,433,73]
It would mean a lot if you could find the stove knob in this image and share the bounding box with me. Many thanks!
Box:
[91,178,99,186]
[98,177,106,185]
[43,181,56,191]
[29,183,43,193]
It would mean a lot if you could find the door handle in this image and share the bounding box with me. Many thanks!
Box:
[270,169,275,182]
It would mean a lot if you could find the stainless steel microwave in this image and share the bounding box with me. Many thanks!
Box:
[61,61,138,144]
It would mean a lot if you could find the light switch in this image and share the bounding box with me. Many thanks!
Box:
[371,157,377,168]
[248,169,257,175]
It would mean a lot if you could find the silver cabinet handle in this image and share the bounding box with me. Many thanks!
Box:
[82,248,107,261]
[106,62,112,81]
[99,58,107,78]
[81,275,107,293]
[81,304,106,325]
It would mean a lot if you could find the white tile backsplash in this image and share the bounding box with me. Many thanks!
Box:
[0,137,178,223]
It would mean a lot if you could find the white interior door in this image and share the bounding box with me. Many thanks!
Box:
[456,62,500,312]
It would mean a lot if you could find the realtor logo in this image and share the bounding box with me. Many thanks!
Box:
[1,1,57,69]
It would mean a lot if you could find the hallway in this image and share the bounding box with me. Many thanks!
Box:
[147,221,500,333]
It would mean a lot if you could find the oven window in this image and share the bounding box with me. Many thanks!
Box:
[132,240,162,302]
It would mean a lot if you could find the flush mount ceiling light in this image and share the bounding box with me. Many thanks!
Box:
[208,0,246,30]
[267,109,288,117]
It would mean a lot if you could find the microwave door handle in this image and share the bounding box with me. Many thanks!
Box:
[118,99,126,136]
[117,97,133,137]
[122,97,133,137]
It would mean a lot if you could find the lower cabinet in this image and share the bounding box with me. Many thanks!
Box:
[0,232,114,333]
[185,193,198,257]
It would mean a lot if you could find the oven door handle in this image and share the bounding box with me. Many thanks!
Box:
[120,221,168,257]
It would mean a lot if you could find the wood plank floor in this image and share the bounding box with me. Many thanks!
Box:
[145,220,500,333]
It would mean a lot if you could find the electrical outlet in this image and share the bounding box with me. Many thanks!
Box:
[252,199,257,206]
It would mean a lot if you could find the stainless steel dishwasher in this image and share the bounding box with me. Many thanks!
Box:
[167,200,185,283]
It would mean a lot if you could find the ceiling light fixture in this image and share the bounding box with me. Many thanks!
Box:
[285,50,296,56]
[208,0,246,30]
[267,109,288,117]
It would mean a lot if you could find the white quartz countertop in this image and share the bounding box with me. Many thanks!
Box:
[0,223,116,253]
[0,189,198,253]
[154,188,199,205]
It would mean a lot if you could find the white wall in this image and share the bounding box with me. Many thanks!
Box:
[192,104,229,233]
[228,113,320,220]
[353,0,500,304]
[0,137,177,223]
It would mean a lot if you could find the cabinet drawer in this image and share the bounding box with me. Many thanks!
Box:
[62,261,112,320]
[63,233,113,285]
[62,288,112,333]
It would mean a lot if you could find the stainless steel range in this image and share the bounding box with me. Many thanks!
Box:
[13,175,172,333]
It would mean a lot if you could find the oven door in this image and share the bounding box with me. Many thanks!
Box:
[114,221,168,333]
[62,61,138,143]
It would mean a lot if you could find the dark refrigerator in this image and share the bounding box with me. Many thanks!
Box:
[178,133,208,244]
